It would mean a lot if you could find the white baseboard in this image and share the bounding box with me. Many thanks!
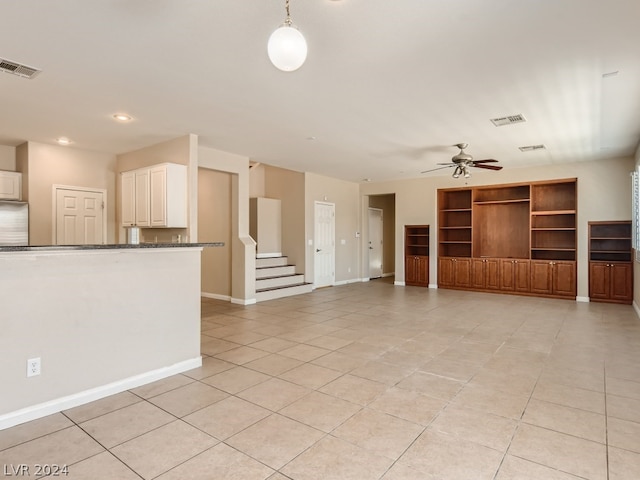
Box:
[231,297,256,305]
[633,301,640,319]
[394,280,405,286]
[201,292,230,301]
[429,284,438,289]
[334,278,363,286]
[382,272,395,278]
[576,296,590,303]
[0,357,202,431]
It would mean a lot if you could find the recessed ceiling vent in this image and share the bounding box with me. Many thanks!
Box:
[519,144,546,152]
[0,58,41,79]
[490,114,526,127]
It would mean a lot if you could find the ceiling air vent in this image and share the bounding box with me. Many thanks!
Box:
[518,144,546,152]
[490,114,526,127]
[0,58,41,79]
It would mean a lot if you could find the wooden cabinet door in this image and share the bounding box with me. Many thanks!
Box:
[454,258,472,288]
[589,262,610,300]
[438,258,455,287]
[500,259,515,291]
[120,171,136,227]
[610,263,632,302]
[514,260,531,292]
[553,261,576,297]
[485,259,500,290]
[471,259,485,289]
[406,256,428,286]
[149,165,167,227]
[530,261,553,295]
[416,256,429,286]
[405,257,415,284]
[134,169,150,227]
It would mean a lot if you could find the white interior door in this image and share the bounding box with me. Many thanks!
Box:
[368,208,383,279]
[55,187,105,245]
[314,201,335,288]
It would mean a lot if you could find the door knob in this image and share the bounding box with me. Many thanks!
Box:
[316,248,321,252]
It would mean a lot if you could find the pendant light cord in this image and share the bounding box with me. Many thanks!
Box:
[284,0,292,26]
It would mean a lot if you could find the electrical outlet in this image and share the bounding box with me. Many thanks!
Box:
[27,357,41,377]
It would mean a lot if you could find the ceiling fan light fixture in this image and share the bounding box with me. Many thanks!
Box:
[268,0,307,72]
[452,166,461,178]
[464,167,471,178]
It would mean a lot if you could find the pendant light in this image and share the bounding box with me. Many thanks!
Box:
[268,0,307,72]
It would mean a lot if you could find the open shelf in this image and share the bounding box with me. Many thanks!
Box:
[589,221,632,262]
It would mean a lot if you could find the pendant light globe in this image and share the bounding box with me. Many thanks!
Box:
[268,24,307,72]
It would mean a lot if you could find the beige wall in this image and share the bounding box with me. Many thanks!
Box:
[249,164,266,198]
[0,145,15,171]
[361,156,634,298]
[198,168,232,298]
[250,197,282,256]
[305,172,361,284]
[369,194,396,276]
[198,145,255,304]
[264,166,306,272]
[18,141,117,245]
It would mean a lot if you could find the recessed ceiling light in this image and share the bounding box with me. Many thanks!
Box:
[113,113,132,122]
[362,178,371,182]
[56,137,72,145]
[306,136,317,141]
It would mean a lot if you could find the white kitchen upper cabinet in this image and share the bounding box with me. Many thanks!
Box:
[134,168,150,227]
[120,163,186,228]
[120,171,135,226]
[0,171,22,200]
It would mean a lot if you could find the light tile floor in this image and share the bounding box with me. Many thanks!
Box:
[2,279,640,479]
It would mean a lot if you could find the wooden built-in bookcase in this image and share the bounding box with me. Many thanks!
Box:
[588,221,632,304]
[405,225,429,287]
[437,178,577,299]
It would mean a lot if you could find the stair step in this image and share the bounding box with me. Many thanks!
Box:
[256,256,288,268]
[256,265,296,278]
[256,273,305,289]
[256,282,314,302]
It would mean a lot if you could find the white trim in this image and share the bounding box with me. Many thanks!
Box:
[256,252,282,258]
[394,280,405,286]
[429,283,438,289]
[362,277,370,282]
[633,300,640,319]
[52,184,108,245]
[334,278,363,286]
[575,296,590,303]
[201,292,230,301]
[0,357,202,431]
[231,297,256,305]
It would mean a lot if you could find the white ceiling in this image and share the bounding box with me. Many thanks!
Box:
[1,0,639,182]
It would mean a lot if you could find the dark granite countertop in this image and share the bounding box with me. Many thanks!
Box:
[0,242,224,252]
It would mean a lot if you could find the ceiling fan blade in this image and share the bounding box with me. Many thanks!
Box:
[421,165,455,173]
[472,164,503,171]
[471,159,498,164]
[436,162,454,165]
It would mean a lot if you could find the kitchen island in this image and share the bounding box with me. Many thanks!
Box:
[0,243,222,430]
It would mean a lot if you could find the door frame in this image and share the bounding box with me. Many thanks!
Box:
[314,201,336,288]
[368,207,383,279]
[52,184,108,244]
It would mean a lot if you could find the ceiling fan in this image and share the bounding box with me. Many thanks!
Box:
[422,143,503,178]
